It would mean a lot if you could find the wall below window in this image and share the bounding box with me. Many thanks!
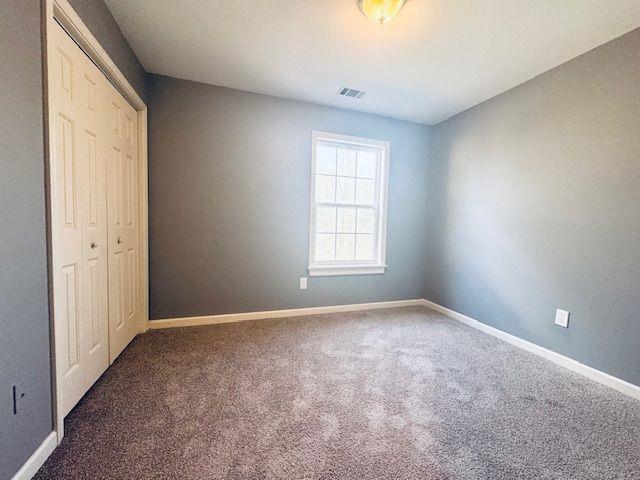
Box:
[147,75,433,319]
[427,27,640,386]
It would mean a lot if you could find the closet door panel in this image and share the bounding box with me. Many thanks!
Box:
[50,21,111,416]
[49,22,86,415]
[107,87,139,363]
[78,60,110,388]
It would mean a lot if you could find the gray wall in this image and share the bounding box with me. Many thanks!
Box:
[147,75,432,320]
[0,1,145,477]
[428,28,640,386]
[0,2,51,478]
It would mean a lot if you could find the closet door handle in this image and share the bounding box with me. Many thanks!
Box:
[90,242,98,249]
[117,237,123,245]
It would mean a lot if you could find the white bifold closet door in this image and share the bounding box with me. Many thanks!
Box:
[105,68,140,362]
[50,20,138,416]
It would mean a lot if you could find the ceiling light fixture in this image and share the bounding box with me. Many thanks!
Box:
[358,0,407,24]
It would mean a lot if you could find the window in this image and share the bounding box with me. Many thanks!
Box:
[308,131,389,276]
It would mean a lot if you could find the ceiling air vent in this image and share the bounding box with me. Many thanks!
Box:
[337,86,366,99]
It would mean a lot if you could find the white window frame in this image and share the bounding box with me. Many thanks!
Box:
[308,131,390,277]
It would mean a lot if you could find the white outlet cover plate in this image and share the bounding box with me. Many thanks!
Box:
[299,277,308,290]
[555,309,570,328]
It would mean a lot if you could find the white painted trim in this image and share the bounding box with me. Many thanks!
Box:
[150,296,639,400]
[421,299,640,400]
[307,130,390,277]
[44,0,65,446]
[149,299,425,329]
[44,0,149,443]
[137,108,149,333]
[308,264,386,276]
[138,297,640,400]
[10,432,57,480]
[50,0,144,110]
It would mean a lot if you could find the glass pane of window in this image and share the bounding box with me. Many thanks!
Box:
[316,175,336,203]
[336,234,356,260]
[357,150,377,178]
[336,207,356,233]
[356,208,375,233]
[336,176,355,204]
[311,134,387,272]
[316,145,336,175]
[355,178,375,205]
[316,233,335,261]
[337,149,356,177]
[355,234,374,260]
[316,206,336,233]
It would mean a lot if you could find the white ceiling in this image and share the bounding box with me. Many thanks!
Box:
[104,0,640,125]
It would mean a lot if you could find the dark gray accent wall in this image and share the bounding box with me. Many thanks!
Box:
[68,0,146,101]
[0,2,52,478]
[0,1,145,477]
[147,75,432,320]
[428,28,640,386]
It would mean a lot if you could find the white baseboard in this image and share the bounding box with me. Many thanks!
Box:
[148,297,639,400]
[422,299,640,400]
[149,299,426,330]
[9,302,634,480]
[11,431,57,480]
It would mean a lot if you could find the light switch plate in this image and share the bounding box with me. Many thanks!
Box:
[555,309,570,328]
[299,277,308,290]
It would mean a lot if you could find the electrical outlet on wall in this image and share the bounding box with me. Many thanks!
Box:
[299,277,308,290]
[555,309,570,328]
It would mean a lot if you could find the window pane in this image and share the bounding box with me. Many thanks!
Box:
[337,149,356,176]
[336,207,356,233]
[356,208,375,233]
[336,176,355,204]
[355,234,374,260]
[355,178,375,205]
[316,206,336,233]
[315,233,335,261]
[336,234,355,260]
[310,135,387,272]
[316,175,336,203]
[357,150,377,178]
[316,145,336,175]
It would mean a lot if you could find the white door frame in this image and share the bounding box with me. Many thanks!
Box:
[43,0,149,444]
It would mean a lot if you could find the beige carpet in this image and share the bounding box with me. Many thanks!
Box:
[36,306,640,479]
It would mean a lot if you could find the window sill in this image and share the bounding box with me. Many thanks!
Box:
[307,264,387,277]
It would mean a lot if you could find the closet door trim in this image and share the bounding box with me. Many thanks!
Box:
[44,0,149,446]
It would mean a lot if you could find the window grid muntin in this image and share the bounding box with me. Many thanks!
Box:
[315,205,377,233]
[312,140,382,264]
